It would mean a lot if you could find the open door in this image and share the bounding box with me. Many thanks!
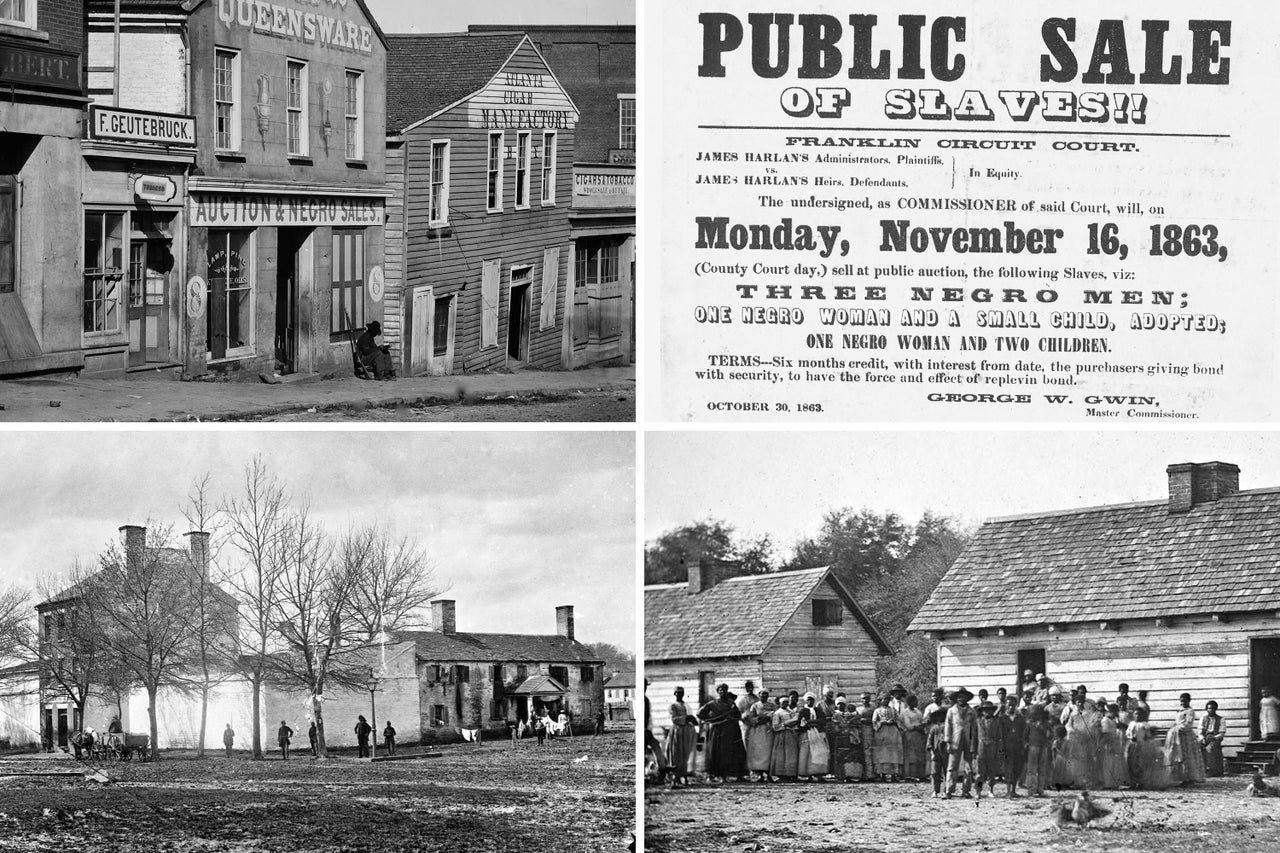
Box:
[1250,638,1280,739]
[507,268,531,363]
[1016,648,1046,695]
[126,218,174,368]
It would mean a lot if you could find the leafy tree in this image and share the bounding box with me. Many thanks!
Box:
[644,519,776,584]
[589,641,635,676]
[784,508,911,590]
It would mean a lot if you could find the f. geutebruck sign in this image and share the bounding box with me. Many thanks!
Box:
[89,106,196,147]
[647,0,1280,422]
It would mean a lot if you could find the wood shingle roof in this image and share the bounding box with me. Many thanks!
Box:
[392,630,602,664]
[385,33,525,133]
[909,486,1280,632]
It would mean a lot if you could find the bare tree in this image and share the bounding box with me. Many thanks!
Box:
[342,524,443,639]
[0,583,30,667]
[220,458,289,759]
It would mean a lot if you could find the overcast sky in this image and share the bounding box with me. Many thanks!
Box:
[0,431,634,653]
[646,430,1280,561]
[363,0,633,34]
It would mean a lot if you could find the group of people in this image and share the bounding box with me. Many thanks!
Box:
[653,672,1273,797]
[246,717,397,759]
[511,710,576,745]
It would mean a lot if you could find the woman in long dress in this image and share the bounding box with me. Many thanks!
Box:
[664,686,698,786]
[1063,699,1103,789]
[830,698,864,781]
[872,694,903,780]
[899,694,927,782]
[1127,708,1171,789]
[1023,706,1052,796]
[797,693,830,780]
[1098,703,1128,789]
[857,692,877,780]
[743,689,777,781]
[769,692,800,781]
[1260,687,1280,740]
[698,684,748,783]
[1199,700,1226,778]
[1165,692,1207,784]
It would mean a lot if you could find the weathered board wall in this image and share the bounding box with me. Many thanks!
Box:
[760,583,881,701]
[645,659,763,733]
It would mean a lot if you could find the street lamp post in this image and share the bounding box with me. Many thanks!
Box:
[367,677,379,760]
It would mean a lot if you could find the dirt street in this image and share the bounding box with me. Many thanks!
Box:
[0,733,634,852]
[645,776,1280,853]
[251,390,635,421]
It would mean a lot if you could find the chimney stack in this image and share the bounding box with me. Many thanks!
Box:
[432,599,456,635]
[556,605,575,641]
[119,525,146,574]
[185,531,210,577]
[1167,462,1240,513]
[688,556,739,594]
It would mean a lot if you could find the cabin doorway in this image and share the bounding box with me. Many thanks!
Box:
[507,268,531,363]
[1250,638,1280,738]
[1016,648,1046,694]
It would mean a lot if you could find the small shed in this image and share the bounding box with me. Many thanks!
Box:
[909,461,1280,759]
[645,562,892,731]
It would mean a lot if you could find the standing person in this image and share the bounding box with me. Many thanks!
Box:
[594,707,606,737]
[222,723,235,759]
[1135,689,1152,718]
[355,715,372,758]
[900,694,927,782]
[1260,687,1280,741]
[277,720,293,760]
[1099,704,1127,789]
[830,697,863,782]
[1020,670,1038,700]
[665,686,698,786]
[925,708,949,797]
[973,702,1006,798]
[872,693,902,781]
[558,709,573,737]
[698,684,748,783]
[817,687,837,778]
[535,713,547,746]
[643,679,670,781]
[1127,707,1170,790]
[736,681,759,747]
[923,688,947,720]
[797,693,830,781]
[1199,701,1225,778]
[1004,700,1028,798]
[308,721,318,757]
[1115,684,1134,726]
[769,692,800,782]
[857,692,877,780]
[944,688,977,798]
[1023,706,1052,797]
[383,721,397,756]
[1165,692,1206,784]
[743,688,777,782]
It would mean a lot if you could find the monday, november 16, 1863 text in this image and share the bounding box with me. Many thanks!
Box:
[646,0,1280,421]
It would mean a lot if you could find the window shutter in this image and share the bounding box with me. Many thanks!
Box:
[539,247,559,330]
[481,259,501,347]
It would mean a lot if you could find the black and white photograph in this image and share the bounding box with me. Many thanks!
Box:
[644,431,1280,852]
[0,430,636,851]
[0,0,634,422]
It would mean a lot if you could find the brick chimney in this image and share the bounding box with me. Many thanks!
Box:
[185,530,210,577]
[119,525,146,574]
[556,605,575,641]
[1167,462,1240,513]
[688,556,739,595]
[432,599,456,634]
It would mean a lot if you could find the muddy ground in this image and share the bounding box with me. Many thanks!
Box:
[645,776,1280,853]
[0,732,634,852]
[253,390,635,421]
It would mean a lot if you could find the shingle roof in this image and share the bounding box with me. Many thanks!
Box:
[508,674,567,696]
[393,630,602,664]
[645,567,892,661]
[606,670,635,689]
[385,33,525,133]
[910,487,1280,631]
[39,549,237,610]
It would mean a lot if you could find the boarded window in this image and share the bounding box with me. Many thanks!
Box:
[549,666,569,686]
[480,258,500,348]
[812,599,843,626]
[539,247,559,331]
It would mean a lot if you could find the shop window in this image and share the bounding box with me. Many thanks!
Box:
[214,48,241,152]
[0,0,35,30]
[345,70,364,160]
[432,295,451,357]
[206,230,253,359]
[83,212,124,335]
[428,140,450,226]
[287,59,308,156]
[486,132,503,212]
[618,95,636,150]
[540,132,557,205]
[330,229,365,341]
[575,241,620,288]
[515,131,531,209]
[0,176,14,294]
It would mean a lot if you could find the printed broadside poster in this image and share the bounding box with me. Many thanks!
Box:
[645,0,1280,421]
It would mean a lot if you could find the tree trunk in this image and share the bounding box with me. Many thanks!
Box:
[252,677,263,759]
[197,682,209,758]
[147,685,160,761]
[314,697,327,759]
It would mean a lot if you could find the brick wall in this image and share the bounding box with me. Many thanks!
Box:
[87,30,187,113]
[41,0,86,58]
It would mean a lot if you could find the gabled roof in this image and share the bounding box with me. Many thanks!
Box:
[645,567,892,662]
[386,33,526,133]
[606,670,635,689]
[909,486,1280,632]
[38,549,237,611]
[508,674,567,697]
[393,630,603,664]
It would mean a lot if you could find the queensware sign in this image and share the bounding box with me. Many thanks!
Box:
[90,106,196,147]
[216,0,374,55]
[189,193,383,226]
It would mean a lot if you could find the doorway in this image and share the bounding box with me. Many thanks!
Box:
[1250,638,1280,738]
[127,215,175,367]
[275,228,308,374]
[507,267,531,362]
[1016,648,1046,694]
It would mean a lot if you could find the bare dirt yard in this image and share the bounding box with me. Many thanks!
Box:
[645,776,1280,853]
[0,732,634,852]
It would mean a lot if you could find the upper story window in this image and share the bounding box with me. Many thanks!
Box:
[344,70,364,160]
[286,60,308,156]
[0,0,36,30]
[514,131,531,209]
[812,599,843,627]
[428,140,450,226]
[540,132,557,205]
[214,48,241,152]
[486,132,503,212]
[618,95,636,150]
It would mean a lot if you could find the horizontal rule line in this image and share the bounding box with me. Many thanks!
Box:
[698,125,1230,139]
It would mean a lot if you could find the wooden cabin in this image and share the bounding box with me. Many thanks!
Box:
[645,562,892,732]
[909,461,1280,760]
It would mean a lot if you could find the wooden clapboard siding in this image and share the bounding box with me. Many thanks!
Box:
[759,584,880,700]
[383,140,407,363]
[936,614,1280,756]
[398,41,573,374]
[645,659,762,734]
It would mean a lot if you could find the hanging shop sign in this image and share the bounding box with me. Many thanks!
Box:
[90,106,196,147]
[134,175,179,203]
[189,193,383,227]
[0,43,80,93]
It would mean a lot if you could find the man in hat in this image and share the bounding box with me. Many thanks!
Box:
[355,321,395,380]
[944,688,978,798]
[889,683,908,717]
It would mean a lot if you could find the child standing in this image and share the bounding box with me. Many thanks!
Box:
[925,707,949,797]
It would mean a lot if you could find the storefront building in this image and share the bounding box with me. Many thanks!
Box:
[0,0,89,377]
[384,33,579,376]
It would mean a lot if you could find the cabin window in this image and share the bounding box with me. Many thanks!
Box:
[214,48,241,152]
[344,70,364,160]
[0,175,14,293]
[540,132,557,205]
[618,95,636,149]
[812,599,843,627]
[0,0,36,29]
[549,665,569,686]
[514,131,531,209]
[286,59,308,156]
[517,664,528,680]
[580,666,595,683]
[433,704,447,725]
[428,140,450,226]
[83,211,125,335]
[486,132,504,211]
